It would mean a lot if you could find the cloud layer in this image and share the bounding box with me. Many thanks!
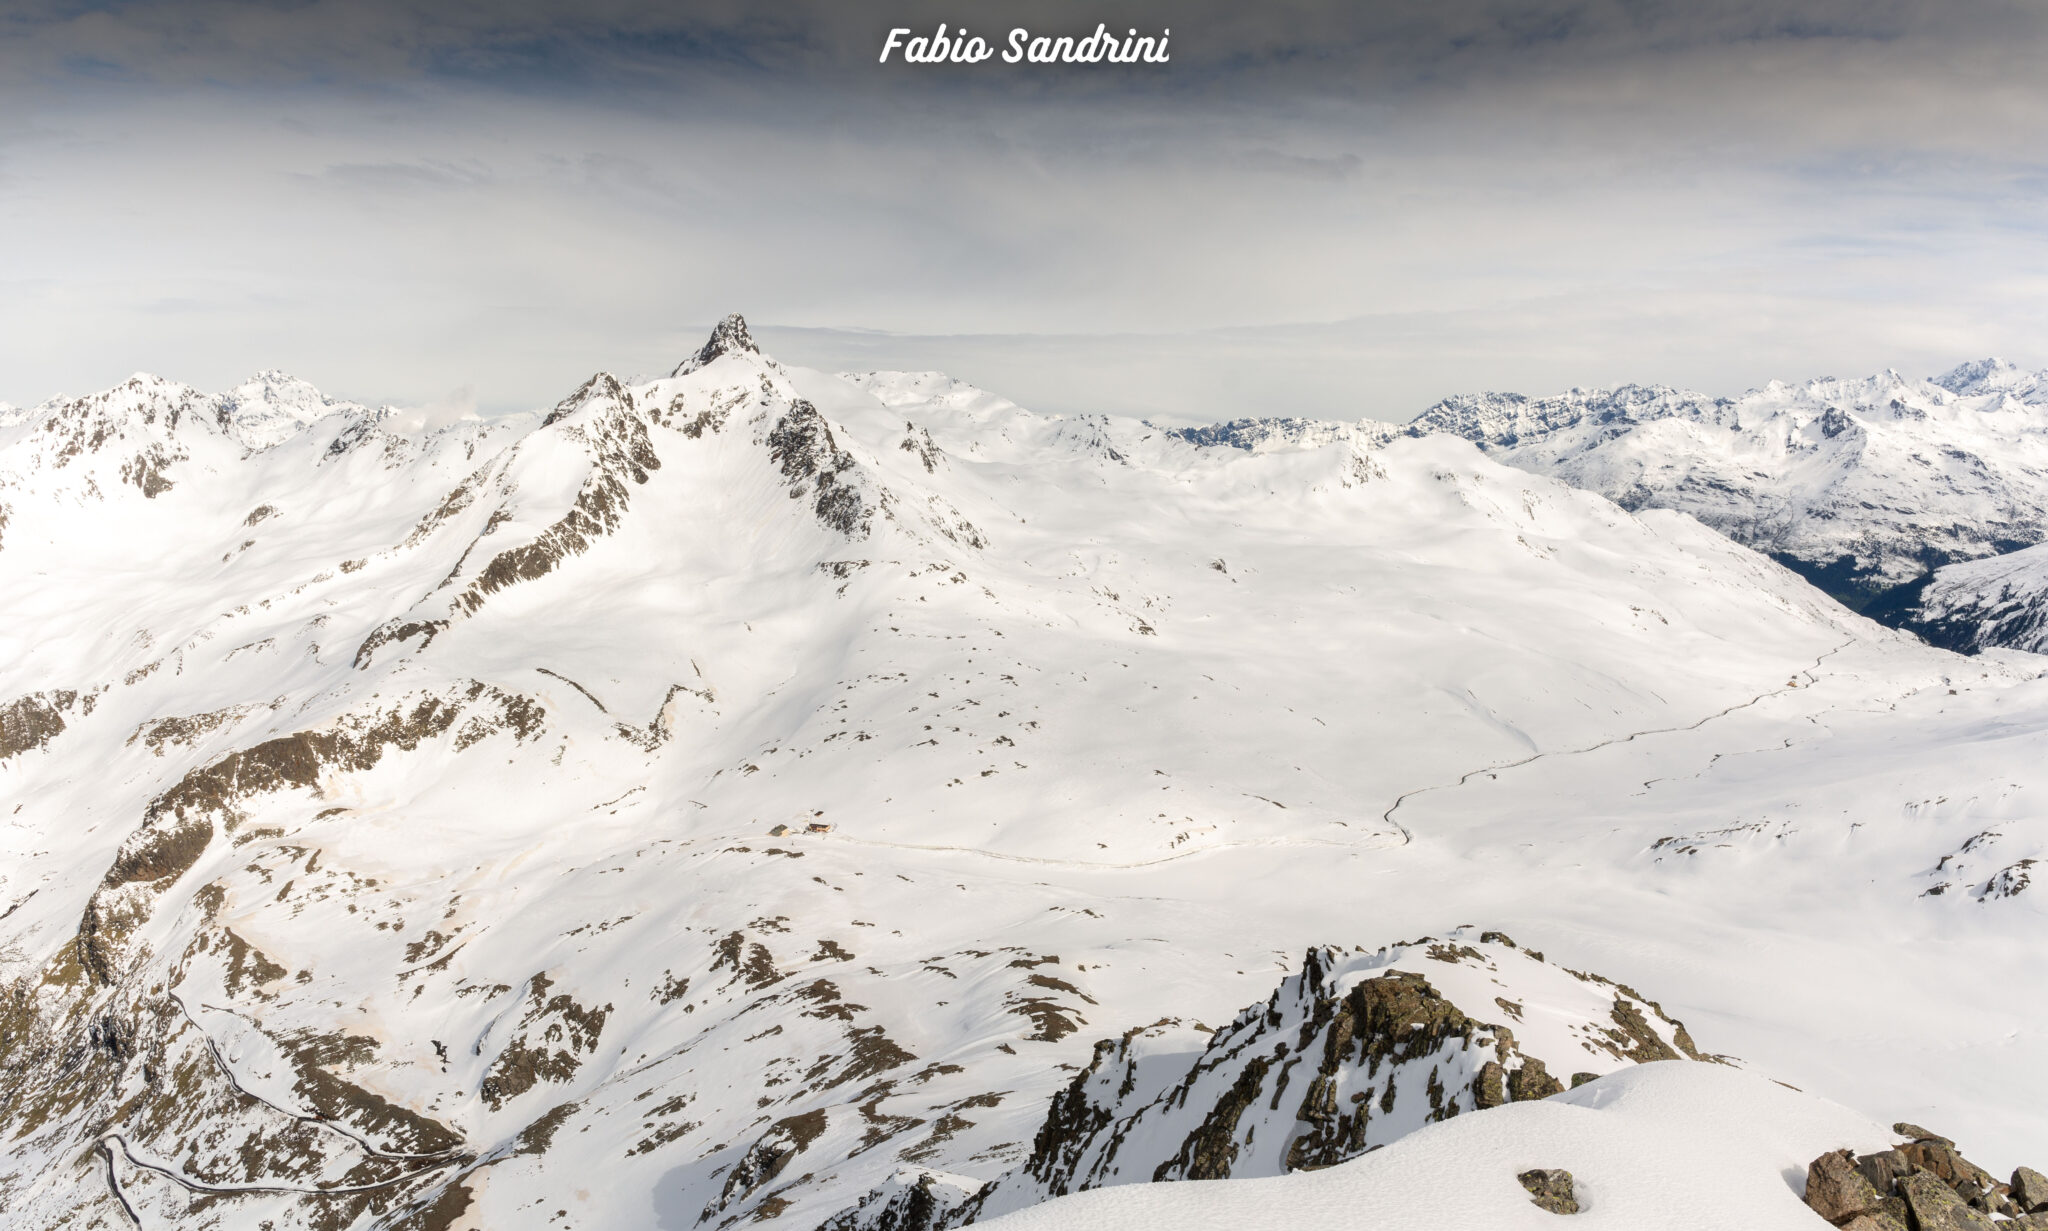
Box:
[3,1,2045,420]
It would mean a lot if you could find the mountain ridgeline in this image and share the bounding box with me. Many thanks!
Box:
[1,319,2044,1229]
[1169,358,2048,651]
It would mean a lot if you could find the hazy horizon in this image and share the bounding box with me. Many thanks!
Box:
[6,0,2047,421]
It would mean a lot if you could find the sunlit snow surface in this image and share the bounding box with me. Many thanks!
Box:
[0,342,2042,1228]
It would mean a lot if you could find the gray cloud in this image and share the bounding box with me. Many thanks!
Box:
[0,1,2044,418]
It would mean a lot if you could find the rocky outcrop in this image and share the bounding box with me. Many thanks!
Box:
[478,973,612,1111]
[769,400,874,538]
[701,1109,830,1223]
[1519,1168,1579,1215]
[1802,1123,2048,1228]
[951,931,1716,1224]
[2014,1167,2048,1213]
[822,1169,981,1231]
[1,688,79,760]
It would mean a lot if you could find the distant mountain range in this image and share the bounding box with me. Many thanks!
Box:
[1170,357,2048,653]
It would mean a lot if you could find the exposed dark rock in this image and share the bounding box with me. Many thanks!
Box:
[703,1109,828,1222]
[711,931,783,991]
[900,425,944,473]
[457,376,659,616]
[77,683,545,984]
[87,1013,136,1063]
[1897,1171,1997,1230]
[1154,1055,1271,1181]
[1,689,77,760]
[822,1171,979,1231]
[957,937,1709,1224]
[673,313,759,377]
[353,619,449,669]
[126,705,262,756]
[1855,1148,1911,1195]
[1807,1149,1885,1224]
[768,400,872,538]
[1810,1132,2032,1231]
[278,1026,467,1155]
[1894,1121,1953,1145]
[1518,1168,1579,1214]
[1900,1139,2000,1194]
[1602,994,1686,1062]
[1507,1055,1565,1103]
[1473,1059,1507,1109]
[480,973,612,1111]
[2013,1166,2048,1212]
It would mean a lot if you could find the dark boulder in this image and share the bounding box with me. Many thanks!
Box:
[1517,1168,1579,1215]
[1894,1122,1955,1147]
[1855,1149,1910,1195]
[2014,1166,2048,1214]
[1896,1171,1996,1231]
[1807,1150,1884,1224]
[1900,1140,2000,1195]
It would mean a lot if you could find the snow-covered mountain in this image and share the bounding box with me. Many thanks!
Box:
[1903,540,2048,655]
[3,321,2045,1230]
[1402,362,2048,605]
[1167,359,2048,652]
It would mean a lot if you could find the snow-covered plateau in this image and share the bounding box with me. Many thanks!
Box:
[1,318,2044,1230]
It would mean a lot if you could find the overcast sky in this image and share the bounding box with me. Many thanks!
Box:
[4,0,2047,423]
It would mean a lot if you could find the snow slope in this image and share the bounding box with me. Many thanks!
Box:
[979,1062,1892,1231]
[1906,541,2048,655]
[1,321,2043,1230]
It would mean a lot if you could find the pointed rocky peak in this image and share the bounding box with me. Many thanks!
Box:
[671,313,764,377]
[1932,357,2039,398]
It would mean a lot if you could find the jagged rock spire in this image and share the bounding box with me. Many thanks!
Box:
[672,313,759,377]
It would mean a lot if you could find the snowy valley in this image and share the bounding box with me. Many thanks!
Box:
[1,319,2044,1230]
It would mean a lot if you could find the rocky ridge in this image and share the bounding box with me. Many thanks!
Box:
[1803,1126,2048,1229]
[940,931,1718,1227]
